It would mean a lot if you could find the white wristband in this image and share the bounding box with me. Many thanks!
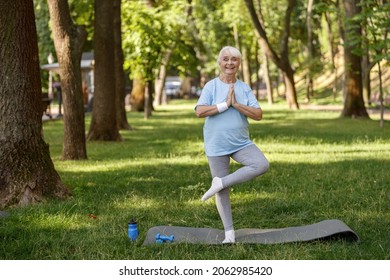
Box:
[216,102,228,113]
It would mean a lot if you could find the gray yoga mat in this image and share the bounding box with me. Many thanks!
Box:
[143,219,359,245]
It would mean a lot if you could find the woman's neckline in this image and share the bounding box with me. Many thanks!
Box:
[218,75,237,84]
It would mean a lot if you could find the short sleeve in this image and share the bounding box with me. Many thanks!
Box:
[244,84,260,109]
[195,80,214,109]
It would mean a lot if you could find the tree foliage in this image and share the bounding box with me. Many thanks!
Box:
[34,0,389,115]
[122,1,170,81]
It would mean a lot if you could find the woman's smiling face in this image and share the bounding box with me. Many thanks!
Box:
[219,52,240,76]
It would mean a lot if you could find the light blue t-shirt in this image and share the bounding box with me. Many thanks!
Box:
[196,78,260,156]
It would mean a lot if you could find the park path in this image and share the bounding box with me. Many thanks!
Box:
[300,104,390,120]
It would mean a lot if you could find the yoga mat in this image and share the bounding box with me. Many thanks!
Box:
[143,219,359,245]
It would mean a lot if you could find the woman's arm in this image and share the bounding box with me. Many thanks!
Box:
[195,84,234,118]
[195,105,219,118]
[231,90,262,121]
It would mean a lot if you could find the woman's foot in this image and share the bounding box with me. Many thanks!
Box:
[222,230,235,244]
[201,177,223,202]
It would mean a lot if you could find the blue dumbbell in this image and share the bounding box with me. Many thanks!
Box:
[156,233,174,243]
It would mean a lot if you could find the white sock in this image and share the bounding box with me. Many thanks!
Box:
[222,230,235,244]
[201,177,223,202]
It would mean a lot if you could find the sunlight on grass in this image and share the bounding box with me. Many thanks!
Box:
[29,213,93,231]
[55,157,204,173]
[263,143,390,163]
[112,197,162,211]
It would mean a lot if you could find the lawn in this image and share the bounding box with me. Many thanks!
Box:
[0,100,389,260]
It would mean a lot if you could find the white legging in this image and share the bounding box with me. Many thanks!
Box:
[207,144,269,232]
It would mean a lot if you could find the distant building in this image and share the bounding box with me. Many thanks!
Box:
[41,52,94,110]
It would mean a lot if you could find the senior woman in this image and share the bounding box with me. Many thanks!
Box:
[195,46,269,244]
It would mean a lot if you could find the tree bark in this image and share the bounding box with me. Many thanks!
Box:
[324,10,338,101]
[377,61,385,128]
[337,0,347,103]
[113,0,131,130]
[306,0,314,101]
[233,22,244,80]
[241,45,252,87]
[361,45,372,105]
[0,0,69,208]
[87,0,122,140]
[262,51,274,104]
[244,0,299,109]
[154,48,173,106]
[130,77,146,112]
[341,0,369,118]
[144,82,152,120]
[47,0,88,160]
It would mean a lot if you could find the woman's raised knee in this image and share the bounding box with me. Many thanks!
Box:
[254,158,269,176]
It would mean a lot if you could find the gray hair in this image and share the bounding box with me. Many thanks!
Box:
[217,46,242,64]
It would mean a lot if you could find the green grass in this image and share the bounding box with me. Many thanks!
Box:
[1,100,389,260]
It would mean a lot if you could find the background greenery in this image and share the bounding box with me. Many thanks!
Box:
[34,0,389,97]
[1,101,389,259]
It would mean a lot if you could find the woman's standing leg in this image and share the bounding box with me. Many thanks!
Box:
[207,156,234,241]
[203,145,269,243]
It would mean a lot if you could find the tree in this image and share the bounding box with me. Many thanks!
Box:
[236,0,274,103]
[113,0,131,130]
[154,1,188,106]
[340,0,369,118]
[122,1,170,118]
[154,48,173,106]
[34,0,56,92]
[0,0,69,207]
[245,0,300,109]
[47,0,88,159]
[321,1,340,101]
[360,0,389,127]
[306,0,315,100]
[222,0,255,86]
[87,0,121,140]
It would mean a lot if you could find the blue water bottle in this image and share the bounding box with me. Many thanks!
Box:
[128,219,138,241]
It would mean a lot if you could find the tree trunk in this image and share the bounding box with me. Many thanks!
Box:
[47,0,88,160]
[0,0,69,208]
[250,6,273,103]
[324,10,338,101]
[262,51,274,104]
[144,82,152,120]
[377,61,385,128]
[244,0,299,109]
[113,0,131,130]
[360,3,376,107]
[87,0,121,141]
[361,47,371,105]
[306,0,314,101]
[130,77,145,112]
[154,48,173,106]
[233,22,244,80]
[254,40,260,99]
[283,66,299,109]
[341,0,369,118]
[241,45,252,87]
[337,0,347,103]
[186,0,208,85]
